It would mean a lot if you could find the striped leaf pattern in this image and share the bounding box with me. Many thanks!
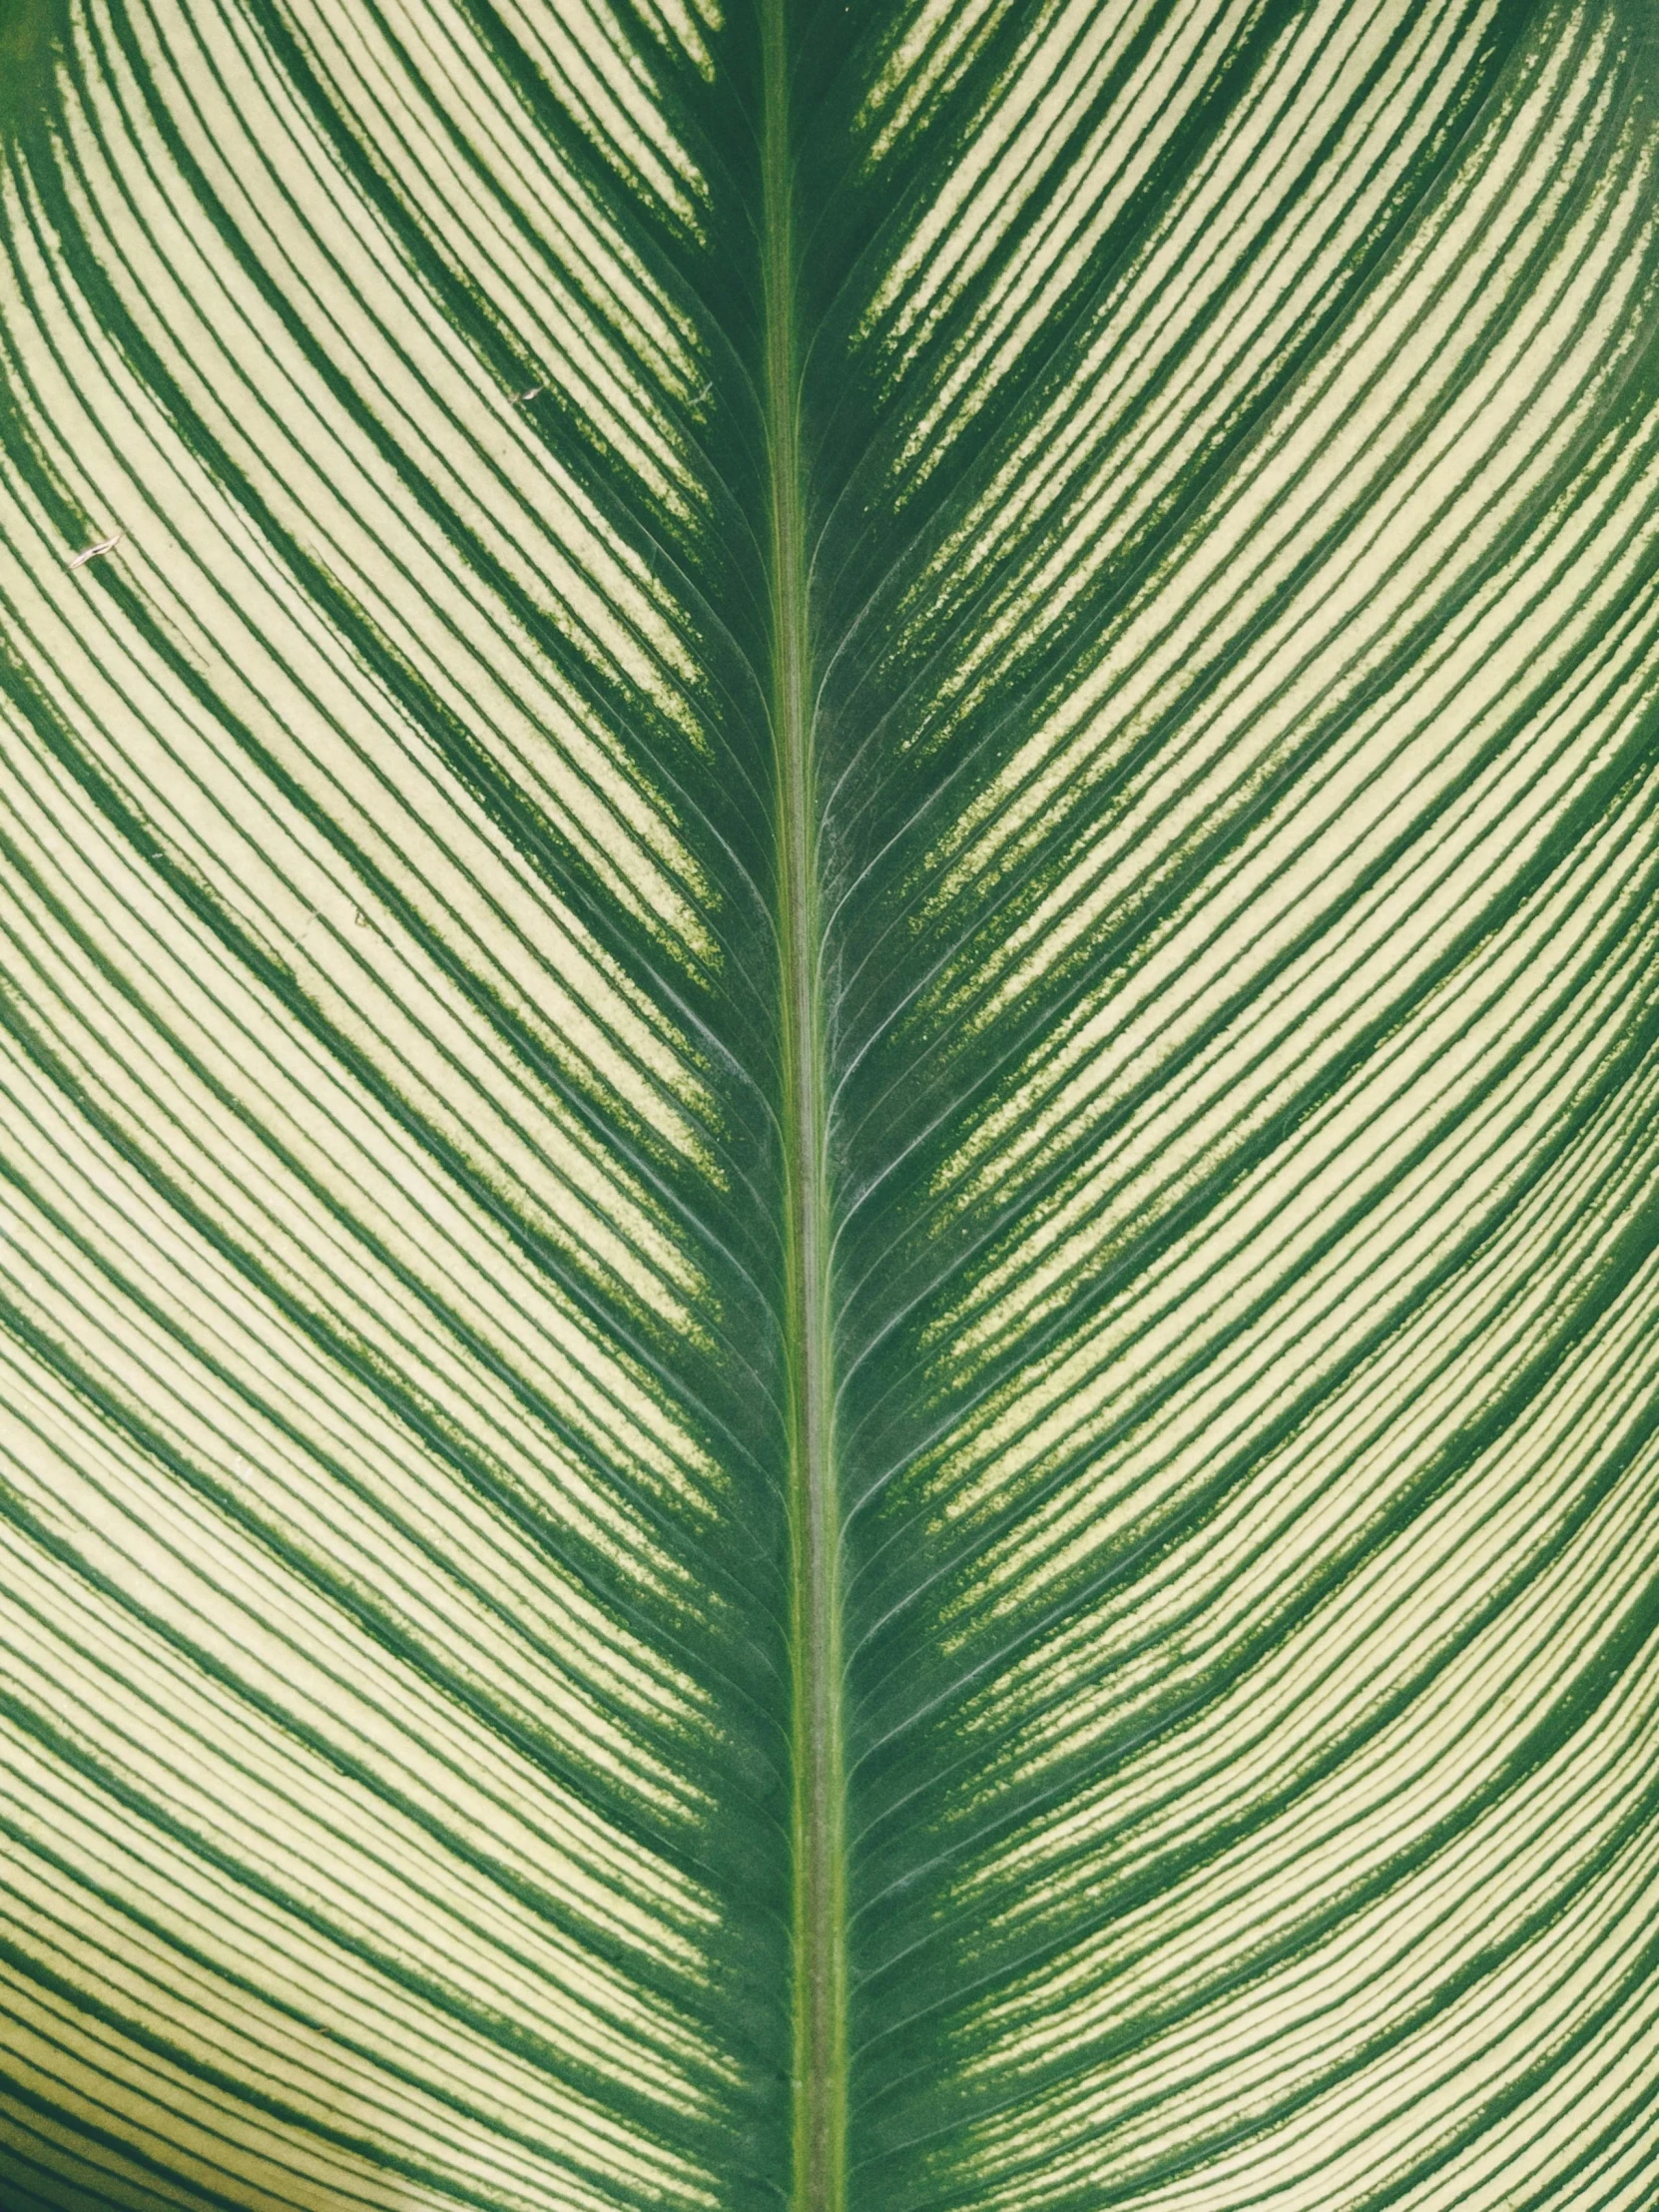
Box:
[1,2,1656,2209]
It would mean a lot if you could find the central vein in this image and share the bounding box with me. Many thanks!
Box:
[759,6,846,2210]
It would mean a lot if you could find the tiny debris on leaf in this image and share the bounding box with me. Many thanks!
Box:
[66,534,122,570]
[514,385,545,403]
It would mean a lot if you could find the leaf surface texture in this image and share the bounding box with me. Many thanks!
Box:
[1,1,1658,2209]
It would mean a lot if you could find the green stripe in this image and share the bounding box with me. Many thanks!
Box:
[760,6,849,2208]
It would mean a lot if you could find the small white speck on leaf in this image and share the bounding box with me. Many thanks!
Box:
[66,534,122,570]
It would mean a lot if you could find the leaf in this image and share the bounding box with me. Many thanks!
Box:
[1,2,1657,2209]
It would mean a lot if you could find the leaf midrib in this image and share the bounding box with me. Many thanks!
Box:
[760,7,846,2211]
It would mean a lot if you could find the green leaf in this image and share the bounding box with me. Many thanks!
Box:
[2,2,1657,2209]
